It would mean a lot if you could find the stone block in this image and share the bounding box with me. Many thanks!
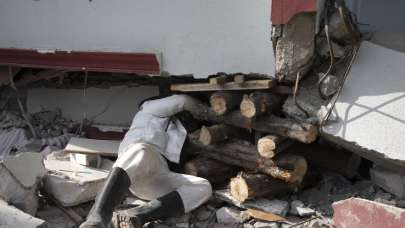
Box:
[43,159,109,207]
[371,165,405,199]
[333,198,405,228]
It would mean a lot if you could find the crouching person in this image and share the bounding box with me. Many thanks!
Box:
[80,95,212,228]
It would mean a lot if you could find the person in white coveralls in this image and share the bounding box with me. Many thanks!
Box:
[80,95,212,228]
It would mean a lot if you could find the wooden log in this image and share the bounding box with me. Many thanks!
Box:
[230,172,295,202]
[257,135,294,158]
[274,154,308,184]
[199,124,243,145]
[185,103,318,143]
[186,132,306,183]
[170,79,275,92]
[240,92,284,118]
[184,157,236,186]
[210,91,242,115]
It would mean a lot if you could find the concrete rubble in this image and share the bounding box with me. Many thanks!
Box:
[322,41,405,172]
[43,155,110,207]
[0,152,46,215]
[0,199,49,228]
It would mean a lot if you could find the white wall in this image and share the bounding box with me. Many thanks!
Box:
[26,86,159,126]
[0,0,274,78]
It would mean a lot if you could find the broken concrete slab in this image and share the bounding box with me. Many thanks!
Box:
[0,152,45,215]
[70,153,101,168]
[289,200,315,217]
[214,190,289,216]
[64,137,120,157]
[0,199,49,228]
[2,152,46,187]
[322,41,405,172]
[371,165,405,199]
[0,128,27,159]
[43,159,109,207]
[333,198,405,228]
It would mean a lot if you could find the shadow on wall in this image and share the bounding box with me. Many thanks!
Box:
[26,85,159,127]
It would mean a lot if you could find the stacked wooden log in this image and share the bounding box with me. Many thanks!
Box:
[176,75,318,202]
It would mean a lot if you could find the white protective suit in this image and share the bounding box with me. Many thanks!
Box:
[113,95,212,213]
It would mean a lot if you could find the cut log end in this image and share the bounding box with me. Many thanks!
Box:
[199,126,212,146]
[257,136,277,158]
[240,95,257,118]
[230,175,250,202]
[210,95,227,115]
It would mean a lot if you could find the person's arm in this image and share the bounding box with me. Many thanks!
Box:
[141,94,202,118]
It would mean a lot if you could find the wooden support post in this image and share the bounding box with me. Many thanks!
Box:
[240,92,284,118]
[210,91,242,115]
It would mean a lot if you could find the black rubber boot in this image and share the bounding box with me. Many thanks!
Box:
[80,167,131,228]
[114,191,185,228]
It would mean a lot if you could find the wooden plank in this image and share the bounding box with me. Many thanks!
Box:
[170,80,275,92]
[64,137,120,157]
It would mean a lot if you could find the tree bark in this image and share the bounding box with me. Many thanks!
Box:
[230,172,295,202]
[199,124,244,145]
[240,92,284,118]
[186,103,318,143]
[209,91,242,115]
[184,157,236,186]
[186,132,307,183]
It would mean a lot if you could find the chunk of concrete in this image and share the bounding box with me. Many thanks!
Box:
[322,42,405,172]
[43,159,109,207]
[0,152,45,215]
[216,207,243,224]
[0,199,48,228]
[0,128,27,159]
[214,190,289,216]
[371,165,405,199]
[333,198,405,228]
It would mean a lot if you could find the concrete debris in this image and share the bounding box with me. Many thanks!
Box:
[333,198,405,228]
[317,39,346,59]
[274,13,316,82]
[289,200,315,217]
[0,128,27,159]
[216,207,244,224]
[253,221,279,228]
[70,153,101,168]
[0,152,45,215]
[371,165,405,200]
[36,205,75,228]
[215,190,289,217]
[322,42,405,172]
[0,199,49,228]
[42,158,109,207]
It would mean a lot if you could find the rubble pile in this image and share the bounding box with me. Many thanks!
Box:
[1,1,405,228]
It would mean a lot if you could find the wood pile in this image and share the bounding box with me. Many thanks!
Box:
[174,74,319,203]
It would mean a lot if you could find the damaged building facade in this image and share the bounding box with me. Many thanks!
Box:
[1,0,405,227]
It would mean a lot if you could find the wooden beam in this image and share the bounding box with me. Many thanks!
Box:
[170,80,275,92]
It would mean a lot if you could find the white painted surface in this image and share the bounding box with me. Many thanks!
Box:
[323,42,405,163]
[26,86,159,126]
[0,0,274,78]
